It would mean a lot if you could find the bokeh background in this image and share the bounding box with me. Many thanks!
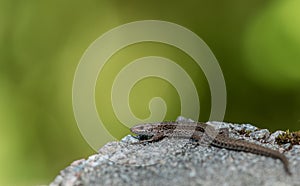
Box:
[1,0,300,185]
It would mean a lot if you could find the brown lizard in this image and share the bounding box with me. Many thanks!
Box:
[130,121,292,175]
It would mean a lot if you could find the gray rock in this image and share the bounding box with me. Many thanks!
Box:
[267,130,285,144]
[250,129,270,140]
[50,117,299,186]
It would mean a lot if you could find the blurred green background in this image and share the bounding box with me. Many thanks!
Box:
[1,0,300,185]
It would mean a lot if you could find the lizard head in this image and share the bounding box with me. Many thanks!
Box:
[130,123,158,136]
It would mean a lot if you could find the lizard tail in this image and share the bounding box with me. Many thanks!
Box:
[213,138,292,175]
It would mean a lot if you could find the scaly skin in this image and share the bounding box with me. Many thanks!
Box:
[130,121,291,175]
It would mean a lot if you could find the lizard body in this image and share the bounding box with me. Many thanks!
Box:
[130,121,291,175]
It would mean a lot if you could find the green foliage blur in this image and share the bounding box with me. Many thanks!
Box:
[0,0,299,185]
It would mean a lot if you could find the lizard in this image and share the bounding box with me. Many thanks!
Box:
[130,121,292,175]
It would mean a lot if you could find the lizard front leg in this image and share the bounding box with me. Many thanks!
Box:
[132,132,165,144]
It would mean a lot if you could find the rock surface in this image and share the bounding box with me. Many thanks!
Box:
[50,117,300,186]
